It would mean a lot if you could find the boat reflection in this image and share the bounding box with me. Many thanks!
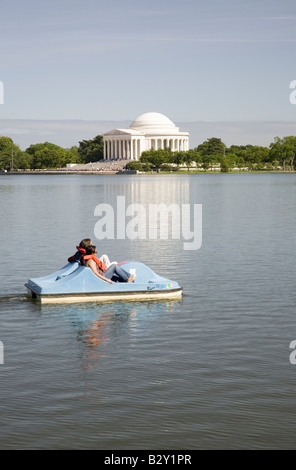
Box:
[42,299,182,370]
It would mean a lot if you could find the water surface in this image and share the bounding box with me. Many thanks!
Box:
[0,173,296,449]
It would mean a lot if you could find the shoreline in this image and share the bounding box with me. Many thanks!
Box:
[7,170,119,175]
[1,170,295,176]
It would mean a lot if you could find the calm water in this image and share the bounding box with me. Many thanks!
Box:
[0,173,296,450]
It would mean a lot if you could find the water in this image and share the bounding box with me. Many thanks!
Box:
[0,173,296,449]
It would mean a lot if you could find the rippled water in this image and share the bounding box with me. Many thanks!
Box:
[1,173,296,449]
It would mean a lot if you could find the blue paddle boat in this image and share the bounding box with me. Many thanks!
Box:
[25,261,183,304]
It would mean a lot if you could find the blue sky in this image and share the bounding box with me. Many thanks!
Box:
[0,0,296,147]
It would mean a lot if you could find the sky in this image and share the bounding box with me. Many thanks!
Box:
[0,0,296,148]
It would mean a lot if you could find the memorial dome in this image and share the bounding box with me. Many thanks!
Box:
[103,111,189,160]
[130,112,177,130]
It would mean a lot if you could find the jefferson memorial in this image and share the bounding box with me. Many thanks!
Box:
[103,112,189,161]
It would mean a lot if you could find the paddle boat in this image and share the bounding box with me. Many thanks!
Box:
[25,261,183,304]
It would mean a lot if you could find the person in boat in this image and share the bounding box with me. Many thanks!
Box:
[82,245,135,284]
[68,238,115,267]
[68,238,92,263]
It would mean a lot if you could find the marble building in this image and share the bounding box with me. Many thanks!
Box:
[103,112,189,160]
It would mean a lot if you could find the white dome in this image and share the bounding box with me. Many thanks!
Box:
[130,112,177,130]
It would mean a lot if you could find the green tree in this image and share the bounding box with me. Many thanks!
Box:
[269,136,296,171]
[223,152,236,170]
[196,137,226,157]
[201,155,210,172]
[172,151,185,167]
[0,137,23,170]
[17,151,33,169]
[220,157,230,173]
[65,146,80,164]
[183,149,199,171]
[78,135,104,163]
[141,149,169,169]
[235,156,245,171]
[125,161,144,171]
[244,145,269,167]
[26,142,68,169]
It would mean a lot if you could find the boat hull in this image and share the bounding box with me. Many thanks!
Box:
[26,286,183,304]
[25,261,183,305]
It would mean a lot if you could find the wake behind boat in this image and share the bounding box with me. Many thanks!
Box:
[25,261,183,304]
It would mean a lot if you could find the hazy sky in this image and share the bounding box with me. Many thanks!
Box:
[0,0,296,131]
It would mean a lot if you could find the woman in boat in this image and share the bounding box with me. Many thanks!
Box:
[68,238,114,267]
[82,245,135,284]
[68,238,92,263]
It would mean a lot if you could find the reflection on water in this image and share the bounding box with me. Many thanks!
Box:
[41,299,183,372]
[100,175,191,206]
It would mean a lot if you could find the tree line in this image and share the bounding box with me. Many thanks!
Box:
[0,134,296,172]
[0,135,104,171]
[126,136,296,172]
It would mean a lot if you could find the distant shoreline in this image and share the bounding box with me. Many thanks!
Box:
[1,170,295,176]
[6,170,119,175]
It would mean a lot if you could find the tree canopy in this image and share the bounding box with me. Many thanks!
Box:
[78,135,104,163]
[269,136,296,171]
[0,138,79,170]
[0,137,23,171]
[1,134,296,172]
[125,136,296,172]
